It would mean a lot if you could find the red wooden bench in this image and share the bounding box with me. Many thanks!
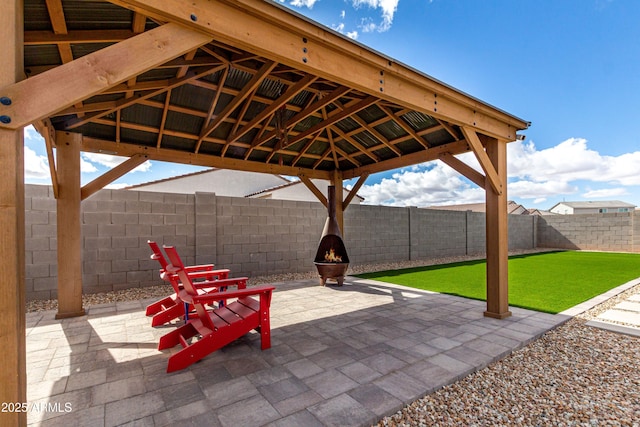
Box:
[159,245,275,372]
[145,241,235,326]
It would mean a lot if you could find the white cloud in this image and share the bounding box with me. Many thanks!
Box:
[358,162,485,206]
[82,153,151,173]
[24,125,42,143]
[346,30,359,39]
[582,188,628,198]
[352,0,399,32]
[81,158,98,173]
[24,146,50,180]
[358,137,640,207]
[290,0,319,8]
[105,183,132,190]
[332,22,359,39]
[508,138,640,185]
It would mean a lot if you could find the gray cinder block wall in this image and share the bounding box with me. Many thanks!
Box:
[537,212,637,252]
[27,184,639,301]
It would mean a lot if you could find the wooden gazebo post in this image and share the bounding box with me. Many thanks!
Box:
[484,137,511,319]
[55,131,85,318]
[0,1,26,425]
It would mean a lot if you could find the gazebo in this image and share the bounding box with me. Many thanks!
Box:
[1,0,529,423]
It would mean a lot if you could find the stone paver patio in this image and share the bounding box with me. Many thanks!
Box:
[26,277,568,426]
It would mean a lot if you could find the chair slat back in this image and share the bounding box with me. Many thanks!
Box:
[163,246,214,329]
[147,241,169,270]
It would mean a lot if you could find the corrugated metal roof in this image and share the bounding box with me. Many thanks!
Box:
[20,0,528,177]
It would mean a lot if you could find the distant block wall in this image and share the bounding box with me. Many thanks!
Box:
[537,212,637,252]
[26,184,547,300]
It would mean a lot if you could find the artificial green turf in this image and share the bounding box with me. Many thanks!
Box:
[356,251,640,314]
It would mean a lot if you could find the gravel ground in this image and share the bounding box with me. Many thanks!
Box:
[26,250,640,426]
[374,270,640,426]
[26,251,502,313]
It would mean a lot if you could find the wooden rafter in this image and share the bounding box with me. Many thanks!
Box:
[65,64,226,130]
[343,139,469,179]
[156,89,172,148]
[436,118,460,141]
[336,101,401,157]
[40,119,59,199]
[291,132,322,166]
[228,74,317,145]
[324,110,340,168]
[198,60,277,149]
[284,96,378,148]
[45,0,87,117]
[250,86,350,148]
[81,135,332,179]
[196,65,230,153]
[107,0,525,141]
[377,105,430,149]
[2,23,213,130]
[330,126,379,163]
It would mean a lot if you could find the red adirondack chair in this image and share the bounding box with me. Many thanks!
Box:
[159,245,275,372]
[145,241,233,326]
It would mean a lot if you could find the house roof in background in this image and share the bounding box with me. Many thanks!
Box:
[427,201,540,215]
[550,200,637,210]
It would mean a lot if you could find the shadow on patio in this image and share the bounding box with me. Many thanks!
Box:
[25,277,567,427]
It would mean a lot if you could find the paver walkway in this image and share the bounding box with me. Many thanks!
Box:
[26,277,569,426]
[585,280,640,338]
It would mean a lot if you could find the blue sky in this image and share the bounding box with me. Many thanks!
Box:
[24,0,640,210]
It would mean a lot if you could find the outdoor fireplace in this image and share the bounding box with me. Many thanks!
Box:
[314,186,349,286]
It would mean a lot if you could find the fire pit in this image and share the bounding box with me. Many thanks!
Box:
[314,186,349,286]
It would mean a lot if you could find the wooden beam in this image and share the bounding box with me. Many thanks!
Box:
[198,60,277,148]
[0,2,26,424]
[461,126,502,195]
[343,105,402,156]
[252,86,350,148]
[42,120,60,198]
[65,64,226,130]
[55,131,85,319]
[330,125,379,163]
[377,104,429,149]
[284,96,378,147]
[484,137,510,319]
[228,74,317,144]
[0,23,212,130]
[438,152,486,189]
[45,0,67,34]
[299,176,327,208]
[343,172,368,208]
[342,139,469,179]
[81,154,148,200]
[108,0,528,141]
[81,135,333,179]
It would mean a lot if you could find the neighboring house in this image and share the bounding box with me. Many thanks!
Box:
[125,168,363,204]
[427,201,541,215]
[549,200,637,215]
[246,179,363,204]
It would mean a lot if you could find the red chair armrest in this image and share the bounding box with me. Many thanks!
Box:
[192,285,274,304]
[184,264,215,272]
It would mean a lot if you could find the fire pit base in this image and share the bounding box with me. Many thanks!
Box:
[314,262,349,287]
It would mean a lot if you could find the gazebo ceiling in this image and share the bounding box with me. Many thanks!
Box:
[19,0,529,180]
